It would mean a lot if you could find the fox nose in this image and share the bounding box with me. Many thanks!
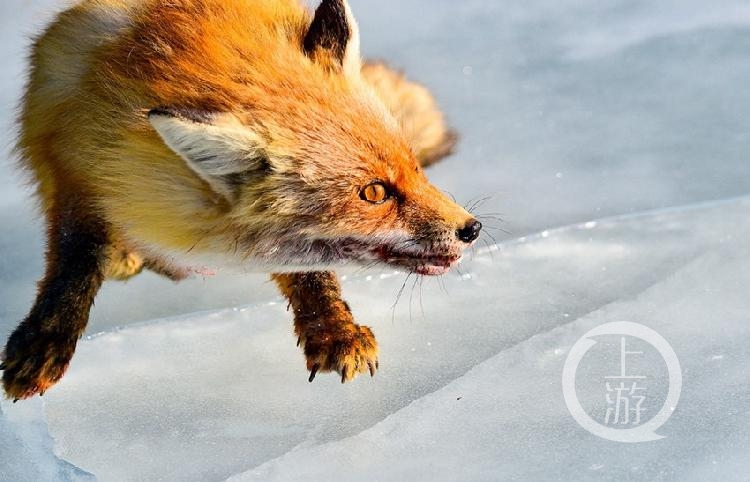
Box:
[457,219,482,243]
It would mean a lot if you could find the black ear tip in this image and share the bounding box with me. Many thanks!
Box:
[304,0,351,62]
[313,0,347,13]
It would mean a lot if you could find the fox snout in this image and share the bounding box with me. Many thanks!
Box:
[411,187,482,246]
[457,219,482,243]
[363,189,482,276]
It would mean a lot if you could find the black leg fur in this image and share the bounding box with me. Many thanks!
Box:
[2,198,107,400]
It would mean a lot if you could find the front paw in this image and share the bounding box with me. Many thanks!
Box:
[298,316,379,384]
[1,324,76,401]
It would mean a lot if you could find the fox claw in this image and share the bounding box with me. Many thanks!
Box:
[308,364,320,383]
[299,322,379,384]
[1,330,74,401]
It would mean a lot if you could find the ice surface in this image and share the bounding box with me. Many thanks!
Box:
[0,399,94,482]
[0,0,749,480]
[38,198,750,481]
[230,200,750,482]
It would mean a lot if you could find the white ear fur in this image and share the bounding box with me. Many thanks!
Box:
[148,110,267,200]
[340,0,362,78]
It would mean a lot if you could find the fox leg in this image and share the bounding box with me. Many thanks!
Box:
[143,257,191,282]
[272,271,378,383]
[362,61,458,167]
[1,198,107,400]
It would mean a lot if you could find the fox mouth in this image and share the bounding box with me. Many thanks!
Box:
[271,237,464,276]
[372,245,462,276]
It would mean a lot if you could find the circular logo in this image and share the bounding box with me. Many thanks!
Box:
[562,322,681,443]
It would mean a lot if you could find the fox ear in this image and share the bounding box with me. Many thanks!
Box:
[304,0,361,77]
[148,108,269,202]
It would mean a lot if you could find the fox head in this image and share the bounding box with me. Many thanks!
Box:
[147,0,481,276]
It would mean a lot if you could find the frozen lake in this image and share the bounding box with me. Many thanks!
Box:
[1,1,749,481]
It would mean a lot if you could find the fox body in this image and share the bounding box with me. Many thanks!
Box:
[2,0,481,400]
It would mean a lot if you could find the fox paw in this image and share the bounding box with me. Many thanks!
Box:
[1,326,75,401]
[299,319,379,384]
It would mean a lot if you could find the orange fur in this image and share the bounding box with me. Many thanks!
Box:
[3,0,481,398]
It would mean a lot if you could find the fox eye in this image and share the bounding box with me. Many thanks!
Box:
[361,182,389,204]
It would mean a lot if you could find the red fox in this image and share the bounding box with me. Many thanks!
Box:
[1,0,481,400]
